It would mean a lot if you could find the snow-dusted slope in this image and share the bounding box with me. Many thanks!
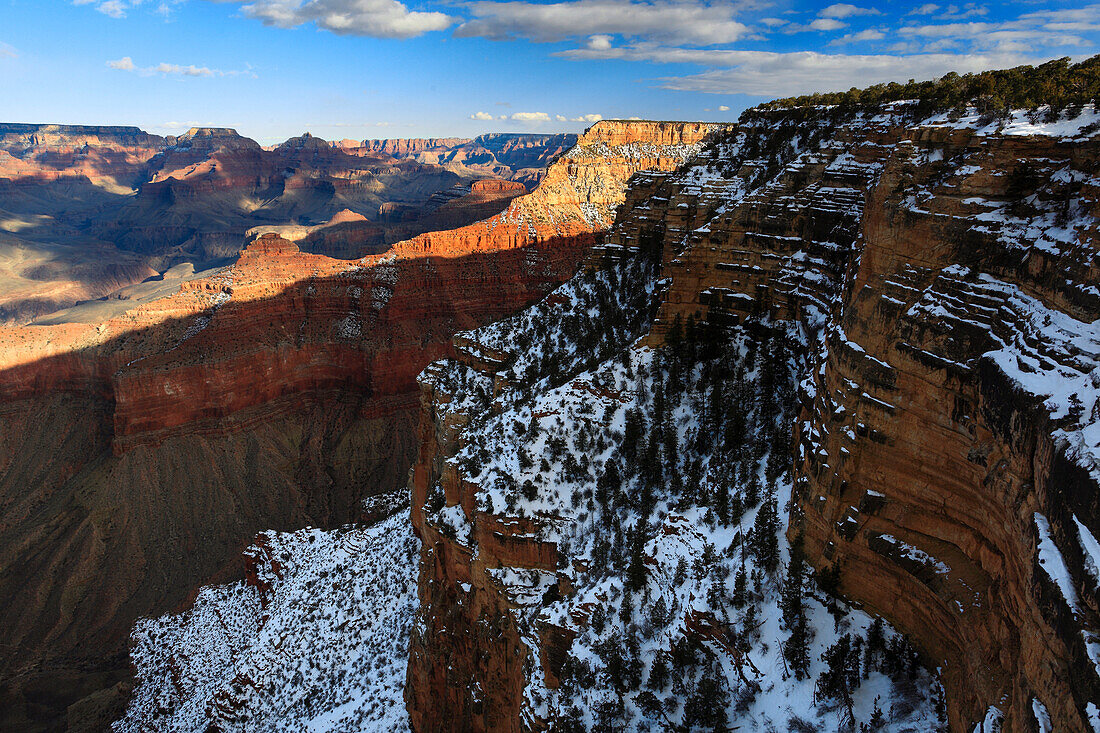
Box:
[412,224,946,729]
[115,509,416,733]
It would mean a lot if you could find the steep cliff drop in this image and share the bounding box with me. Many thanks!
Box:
[405,91,1100,731]
[0,120,713,732]
[646,102,1100,731]
[404,107,948,732]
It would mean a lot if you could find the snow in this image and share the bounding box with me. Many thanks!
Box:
[1032,698,1053,733]
[420,229,944,730]
[1035,512,1080,615]
[1075,515,1100,588]
[877,535,951,575]
[920,104,1100,140]
[972,705,1004,732]
[116,510,418,733]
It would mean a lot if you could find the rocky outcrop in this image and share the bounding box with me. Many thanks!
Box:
[0,124,167,188]
[362,137,471,157]
[792,118,1100,732]
[369,132,579,187]
[405,119,722,732]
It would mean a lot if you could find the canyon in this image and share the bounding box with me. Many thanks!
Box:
[0,125,573,325]
[3,61,1100,733]
[0,120,710,732]
[124,102,1100,732]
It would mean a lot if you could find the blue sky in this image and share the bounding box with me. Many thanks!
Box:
[0,0,1097,142]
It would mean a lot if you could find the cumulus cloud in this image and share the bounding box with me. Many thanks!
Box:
[469,111,495,120]
[106,56,253,77]
[587,34,614,50]
[831,28,885,44]
[558,44,1037,96]
[658,50,1035,96]
[221,0,454,39]
[809,18,847,31]
[106,56,137,70]
[456,0,752,45]
[509,112,552,122]
[910,3,939,14]
[717,104,729,111]
[818,4,880,19]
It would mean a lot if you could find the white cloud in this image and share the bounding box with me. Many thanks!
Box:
[818,4,880,19]
[809,18,847,31]
[98,0,128,16]
[107,56,137,70]
[933,4,988,21]
[106,56,252,77]
[456,0,753,45]
[832,28,885,44]
[223,0,455,39]
[658,50,1035,96]
[717,104,729,111]
[587,34,614,50]
[0,42,17,59]
[74,0,138,18]
[559,44,1037,96]
[469,111,495,120]
[509,112,552,122]
[910,3,939,14]
[155,62,217,77]
[896,14,1095,53]
[759,17,786,27]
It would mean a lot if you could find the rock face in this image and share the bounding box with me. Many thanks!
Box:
[643,107,1100,730]
[0,120,711,732]
[404,120,727,732]
[362,137,472,157]
[0,124,473,325]
[405,106,1100,733]
[368,132,579,187]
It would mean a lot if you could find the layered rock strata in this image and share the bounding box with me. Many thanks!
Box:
[648,107,1100,731]
[407,105,1100,732]
[0,120,712,731]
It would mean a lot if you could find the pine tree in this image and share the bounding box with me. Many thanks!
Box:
[627,521,648,592]
[750,492,780,575]
[732,566,747,609]
[781,531,806,629]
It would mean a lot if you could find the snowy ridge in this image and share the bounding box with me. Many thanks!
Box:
[115,511,417,732]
